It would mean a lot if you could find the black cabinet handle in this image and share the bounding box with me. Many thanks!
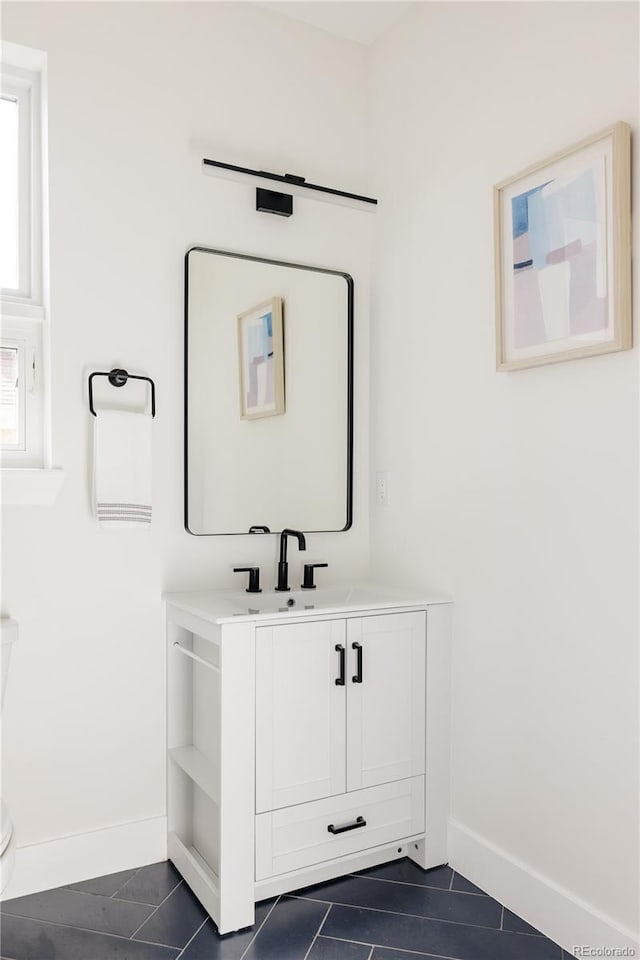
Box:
[328,815,367,835]
[335,644,346,686]
[352,642,363,683]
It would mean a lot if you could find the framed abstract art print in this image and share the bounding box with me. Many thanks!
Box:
[494,122,631,371]
[237,297,285,419]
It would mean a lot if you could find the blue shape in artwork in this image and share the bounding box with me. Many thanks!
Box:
[511,185,543,238]
[259,318,269,356]
[511,182,553,240]
[247,311,275,365]
[512,194,531,239]
[527,187,551,270]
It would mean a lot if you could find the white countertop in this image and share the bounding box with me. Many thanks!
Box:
[164,582,452,625]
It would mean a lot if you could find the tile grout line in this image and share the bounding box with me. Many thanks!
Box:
[0,912,182,953]
[366,946,460,960]
[448,871,454,890]
[135,935,190,951]
[301,903,332,960]
[238,894,282,960]
[110,864,145,899]
[500,904,504,930]
[317,933,463,960]
[62,865,144,900]
[348,873,487,897]
[317,935,372,947]
[129,879,185,941]
[59,885,168,908]
[286,893,505,932]
[174,917,209,960]
[296,896,547,940]
[366,948,375,960]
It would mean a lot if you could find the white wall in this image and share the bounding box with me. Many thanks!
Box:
[0,0,372,895]
[369,1,638,949]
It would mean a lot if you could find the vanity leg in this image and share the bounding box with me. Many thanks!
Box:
[410,604,452,872]
[408,838,430,869]
[217,623,256,935]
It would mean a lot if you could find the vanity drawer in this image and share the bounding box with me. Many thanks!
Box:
[255,777,424,880]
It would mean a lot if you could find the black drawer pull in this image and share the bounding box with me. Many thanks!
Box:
[352,642,363,683]
[335,644,346,686]
[327,815,367,835]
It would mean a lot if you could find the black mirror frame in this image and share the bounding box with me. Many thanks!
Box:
[184,246,354,536]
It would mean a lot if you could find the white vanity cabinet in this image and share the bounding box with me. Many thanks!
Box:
[165,586,451,936]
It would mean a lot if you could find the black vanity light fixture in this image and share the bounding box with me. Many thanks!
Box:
[256,187,293,218]
[202,157,378,216]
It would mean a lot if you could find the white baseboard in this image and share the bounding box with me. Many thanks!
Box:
[1,815,167,901]
[448,818,639,955]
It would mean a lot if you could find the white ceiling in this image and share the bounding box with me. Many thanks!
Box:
[260,1,415,45]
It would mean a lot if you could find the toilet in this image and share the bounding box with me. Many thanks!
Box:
[0,619,18,893]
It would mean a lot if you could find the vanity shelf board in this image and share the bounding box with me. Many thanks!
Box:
[169,746,219,804]
[168,831,220,923]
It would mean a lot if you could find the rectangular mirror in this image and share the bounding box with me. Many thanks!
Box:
[185,247,353,535]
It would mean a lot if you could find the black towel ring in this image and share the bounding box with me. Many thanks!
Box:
[88,368,156,417]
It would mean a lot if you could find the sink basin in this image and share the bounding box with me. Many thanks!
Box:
[165,583,450,625]
[228,586,363,616]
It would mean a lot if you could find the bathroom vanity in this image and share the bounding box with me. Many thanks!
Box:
[164,584,451,934]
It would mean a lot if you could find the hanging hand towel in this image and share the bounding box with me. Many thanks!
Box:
[93,409,152,527]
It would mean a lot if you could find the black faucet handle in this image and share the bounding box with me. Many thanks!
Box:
[233,566,261,593]
[301,562,328,590]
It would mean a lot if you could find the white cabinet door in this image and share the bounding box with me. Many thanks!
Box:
[256,620,346,813]
[346,612,426,791]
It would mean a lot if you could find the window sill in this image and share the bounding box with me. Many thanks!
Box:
[1,468,65,505]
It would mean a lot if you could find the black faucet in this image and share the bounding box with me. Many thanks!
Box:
[275,529,307,591]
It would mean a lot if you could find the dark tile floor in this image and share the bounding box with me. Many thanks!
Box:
[0,858,569,960]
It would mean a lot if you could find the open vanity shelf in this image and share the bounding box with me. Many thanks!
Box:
[165,584,452,935]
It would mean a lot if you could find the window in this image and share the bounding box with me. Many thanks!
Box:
[1,60,42,306]
[1,44,53,484]
[0,320,42,463]
[0,93,21,292]
[0,342,24,449]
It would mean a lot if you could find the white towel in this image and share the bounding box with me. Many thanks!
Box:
[93,410,152,528]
